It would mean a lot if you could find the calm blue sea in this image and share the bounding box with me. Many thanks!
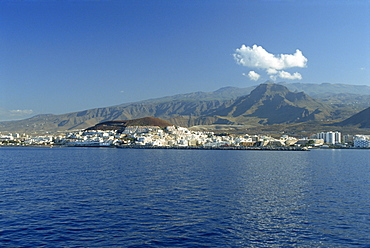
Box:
[0,147,369,247]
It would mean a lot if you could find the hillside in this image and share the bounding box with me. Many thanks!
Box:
[334,107,370,128]
[210,83,334,125]
[283,83,370,113]
[0,100,231,133]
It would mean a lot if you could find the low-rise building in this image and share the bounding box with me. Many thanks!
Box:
[353,135,370,148]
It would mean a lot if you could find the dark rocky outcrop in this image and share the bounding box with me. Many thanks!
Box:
[86,117,173,132]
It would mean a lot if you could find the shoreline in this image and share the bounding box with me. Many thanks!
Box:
[1,144,369,150]
[117,145,309,151]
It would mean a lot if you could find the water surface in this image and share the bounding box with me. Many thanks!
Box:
[1,147,369,247]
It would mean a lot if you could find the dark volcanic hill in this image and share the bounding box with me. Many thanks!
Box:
[334,107,370,128]
[86,117,173,132]
[211,83,334,125]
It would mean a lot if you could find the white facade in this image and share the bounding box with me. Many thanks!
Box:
[354,135,370,148]
[316,131,341,144]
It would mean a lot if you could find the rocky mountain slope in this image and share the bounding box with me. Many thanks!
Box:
[335,107,370,128]
[0,100,230,133]
[210,83,334,125]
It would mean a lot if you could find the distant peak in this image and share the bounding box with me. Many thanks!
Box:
[253,82,289,93]
[245,83,298,101]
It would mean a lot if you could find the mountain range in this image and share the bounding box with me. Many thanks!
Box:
[0,82,369,134]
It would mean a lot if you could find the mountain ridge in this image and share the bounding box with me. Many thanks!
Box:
[0,82,369,134]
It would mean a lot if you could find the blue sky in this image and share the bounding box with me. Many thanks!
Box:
[1,0,369,121]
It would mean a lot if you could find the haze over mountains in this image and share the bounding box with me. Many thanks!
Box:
[0,82,369,133]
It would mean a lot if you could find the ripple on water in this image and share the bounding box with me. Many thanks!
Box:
[0,148,369,247]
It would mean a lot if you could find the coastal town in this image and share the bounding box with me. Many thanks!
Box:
[1,125,369,149]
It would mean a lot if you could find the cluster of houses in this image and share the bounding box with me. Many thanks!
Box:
[1,126,370,148]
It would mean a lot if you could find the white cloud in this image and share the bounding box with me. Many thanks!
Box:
[247,71,260,81]
[267,68,278,75]
[234,44,307,70]
[270,71,302,81]
[280,71,302,80]
[234,44,307,81]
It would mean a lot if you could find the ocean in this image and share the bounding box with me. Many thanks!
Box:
[1,147,369,247]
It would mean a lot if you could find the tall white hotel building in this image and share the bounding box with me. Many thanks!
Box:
[316,131,341,144]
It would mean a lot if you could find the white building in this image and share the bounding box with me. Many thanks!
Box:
[353,135,370,148]
[316,131,341,144]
